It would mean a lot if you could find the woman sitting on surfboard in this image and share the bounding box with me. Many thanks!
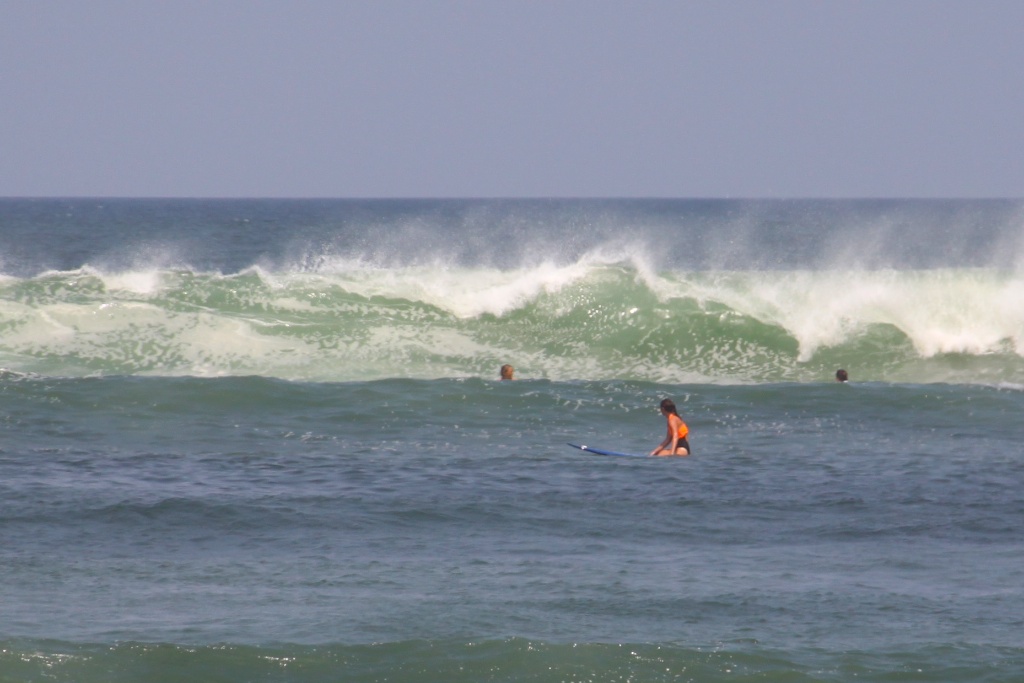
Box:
[651,398,690,456]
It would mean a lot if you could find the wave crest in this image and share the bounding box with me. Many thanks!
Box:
[1,263,1022,384]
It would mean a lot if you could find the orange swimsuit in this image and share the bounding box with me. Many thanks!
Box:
[674,419,691,453]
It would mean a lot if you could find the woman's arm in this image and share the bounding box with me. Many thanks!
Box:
[665,416,682,454]
[651,424,672,455]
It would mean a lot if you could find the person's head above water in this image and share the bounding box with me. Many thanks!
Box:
[500,364,515,380]
[835,369,849,382]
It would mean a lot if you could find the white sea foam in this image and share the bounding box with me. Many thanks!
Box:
[98,269,165,295]
[663,268,1024,361]
[278,254,597,319]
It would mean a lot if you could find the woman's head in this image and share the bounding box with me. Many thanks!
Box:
[659,398,678,415]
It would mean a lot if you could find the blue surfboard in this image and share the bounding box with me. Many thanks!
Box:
[567,443,649,458]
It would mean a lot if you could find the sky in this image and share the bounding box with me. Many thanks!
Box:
[1,0,1022,198]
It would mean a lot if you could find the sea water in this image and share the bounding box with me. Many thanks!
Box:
[1,198,1023,681]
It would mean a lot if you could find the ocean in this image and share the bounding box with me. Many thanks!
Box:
[1,198,1022,681]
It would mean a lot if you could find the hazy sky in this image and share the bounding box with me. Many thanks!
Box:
[2,1,1022,198]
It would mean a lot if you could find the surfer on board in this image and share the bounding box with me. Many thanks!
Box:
[651,398,690,456]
